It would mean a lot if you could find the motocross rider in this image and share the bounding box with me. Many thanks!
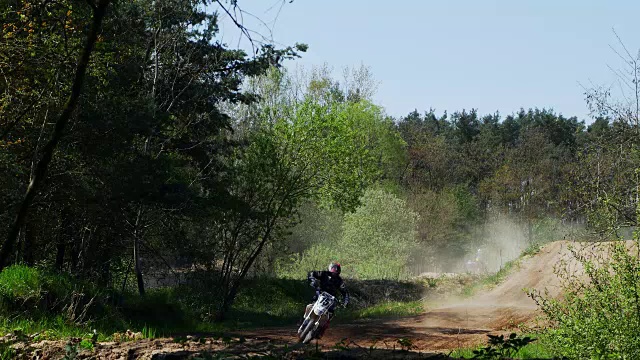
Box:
[307,262,350,338]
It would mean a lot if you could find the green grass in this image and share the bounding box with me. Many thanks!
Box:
[225,277,309,328]
[141,325,157,339]
[0,265,42,298]
[220,277,425,328]
[0,266,427,340]
[0,342,15,360]
[450,333,556,359]
[459,242,545,298]
[340,300,423,322]
[1,317,104,340]
[0,265,112,340]
[521,242,543,257]
[461,259,519,297]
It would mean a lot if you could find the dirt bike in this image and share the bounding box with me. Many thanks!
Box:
[465,259,488,274]
[297,291,336,344]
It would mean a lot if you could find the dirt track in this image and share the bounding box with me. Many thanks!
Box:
[12,241,590,358]
[238,241,579,353]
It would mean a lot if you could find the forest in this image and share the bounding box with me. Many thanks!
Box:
[2,0,640,359]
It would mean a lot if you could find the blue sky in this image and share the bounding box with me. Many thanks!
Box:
[215,1,640,122]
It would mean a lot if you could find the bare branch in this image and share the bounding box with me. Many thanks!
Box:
[613,28,635,64]
[215,0,256,52]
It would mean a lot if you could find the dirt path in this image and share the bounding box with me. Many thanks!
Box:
[240,241,578,353]
[13,241,591,358]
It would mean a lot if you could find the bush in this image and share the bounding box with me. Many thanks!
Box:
[277,188,419,280]
[0,265,42,301]
[406,186,477,273]
[275,243,338,279]
[341,188,419,279]
[0,265,117,331]
[530,240,640,359]
[0,265,76,313]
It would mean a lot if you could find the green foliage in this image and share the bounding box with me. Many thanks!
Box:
[63,339,79,360]
[0,272,421,336]
[141,326,157,339]
[118,288,190,331]
[0,268,208,337]
[276,242,338,280]
[451,184,481,223]
[531,239,640,359]
[452,333,546,359]
[408,189,461,263]
[461,257,521,297]
[2,0,639,344]
[340,188,419,279]
[0,265,42,300]
[177,63,406,316]
[278,202,343,261]
[278,188,419,280]
[196,276,424,328]
[0,346,15,360]
[472,333,537,359]
[396,337,416,351]
[398,106,592,259]
[408,186,481,270]
[78,338,94,351]
[345,301,423,320]
[521,241,543,257]
[0,265,95,320]
[269,96,404,212]
[0,0,307,320]
[229,277,309,327]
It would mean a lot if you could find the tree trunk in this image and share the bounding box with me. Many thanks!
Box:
[55,211,70,271]
[133,207,145,296]
[121,258,133,294]
[99,260,111,287]
[70,236,80,273]
[216,286,237,321]
[0,0,111,271]
[55,239,66,271]
[23,221,34,266]
[134,236,145,296]
[216,219,278,320]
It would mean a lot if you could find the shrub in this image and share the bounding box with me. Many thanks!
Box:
[0,265,106,327]
[277,188,419,280]
[530,240,640,359]
[340,188,419,280]
[0,265,42,301]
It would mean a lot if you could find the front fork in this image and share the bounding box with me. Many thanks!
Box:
[303,303,313,318]
[298,304,315,334]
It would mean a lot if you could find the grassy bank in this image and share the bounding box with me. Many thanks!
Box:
[459,242,543,297]
[450,333,556,359]
[197,277,426,328]
[0,265,426,340]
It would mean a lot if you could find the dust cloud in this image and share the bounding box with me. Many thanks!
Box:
[413,213,583,276]
[474,214,529,273]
